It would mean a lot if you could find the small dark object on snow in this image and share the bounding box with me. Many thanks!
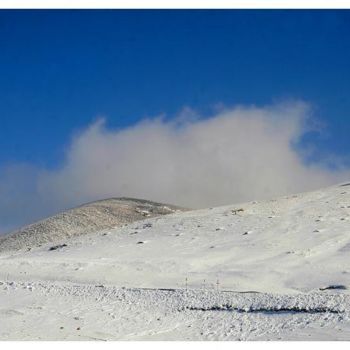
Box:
[143,223,152,229]
[319,285,347,291]
[76,327,81,331]
[48,244,67,251]
[243,232,249,235]
[137,241,144,244]
[232,208,244,215]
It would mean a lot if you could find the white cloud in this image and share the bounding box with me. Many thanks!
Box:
[0,101,349,233]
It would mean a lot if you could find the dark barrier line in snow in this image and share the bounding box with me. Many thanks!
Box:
[183,305,343,314]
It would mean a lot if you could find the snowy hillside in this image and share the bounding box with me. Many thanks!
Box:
[0,197,185,253]
[1,182,350,340]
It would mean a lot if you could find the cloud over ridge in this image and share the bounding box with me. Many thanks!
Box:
[1,101,349,233]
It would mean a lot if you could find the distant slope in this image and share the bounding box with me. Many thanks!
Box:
[0,198,187,253]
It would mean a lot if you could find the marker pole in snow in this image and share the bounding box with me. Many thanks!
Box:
[185,277,188,290]
[216,279,220,291]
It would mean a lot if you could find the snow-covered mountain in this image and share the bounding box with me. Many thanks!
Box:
[0,197,186,253]
[1,183,350,340]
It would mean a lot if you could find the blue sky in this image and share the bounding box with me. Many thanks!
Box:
[1,10,350,232]
[0,10,349,168]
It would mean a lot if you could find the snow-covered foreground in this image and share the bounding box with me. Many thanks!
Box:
[0,183,350,340]
[1,280,350,340]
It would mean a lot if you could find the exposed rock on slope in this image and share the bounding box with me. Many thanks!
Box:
[0,198,186,253]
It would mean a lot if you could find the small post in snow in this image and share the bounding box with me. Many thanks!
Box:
[216,279,220,291]
[185,277,188,291]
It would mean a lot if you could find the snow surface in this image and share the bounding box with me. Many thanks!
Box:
[1,183,350,340]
